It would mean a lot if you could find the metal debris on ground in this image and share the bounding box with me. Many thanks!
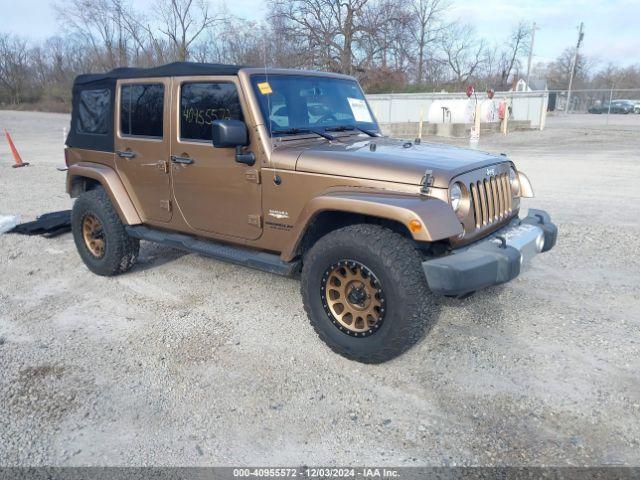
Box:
[11,210,72,237]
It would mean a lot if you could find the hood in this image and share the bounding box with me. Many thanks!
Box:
[292,136,509,188]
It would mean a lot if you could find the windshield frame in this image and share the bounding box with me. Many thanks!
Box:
[247,72,380,138]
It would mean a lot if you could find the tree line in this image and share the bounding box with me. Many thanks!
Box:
[0,0,638,110]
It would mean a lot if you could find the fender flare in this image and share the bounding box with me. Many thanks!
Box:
[281,189,463,261]
[67,162,142,225]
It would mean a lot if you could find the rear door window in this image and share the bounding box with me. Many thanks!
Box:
[120,84,164,138]
[180,82,243,141]
[77,88,110,135]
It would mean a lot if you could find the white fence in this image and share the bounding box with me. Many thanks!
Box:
[366,91,549,129]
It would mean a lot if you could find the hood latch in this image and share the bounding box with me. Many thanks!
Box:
[420,169,434,195]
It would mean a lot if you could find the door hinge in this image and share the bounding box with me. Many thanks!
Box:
[245,169,261,184]
[160,200,171,212]
[248,214,262,228]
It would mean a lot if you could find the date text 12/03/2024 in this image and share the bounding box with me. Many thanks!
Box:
[232,468,400,478]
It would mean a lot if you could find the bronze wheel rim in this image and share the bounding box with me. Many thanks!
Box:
[321,260,385,337]
[82,214,105,258]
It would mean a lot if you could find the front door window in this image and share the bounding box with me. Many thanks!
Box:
[180,82,243,142]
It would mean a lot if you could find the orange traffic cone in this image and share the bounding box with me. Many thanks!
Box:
[4,129,29,168]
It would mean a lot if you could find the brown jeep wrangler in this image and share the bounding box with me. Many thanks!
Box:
[65,62,557,363]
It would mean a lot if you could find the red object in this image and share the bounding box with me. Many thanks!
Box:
[487,89,495,99]
[4,129,29,168]
[498,102,506,120]
[466,85,475,98]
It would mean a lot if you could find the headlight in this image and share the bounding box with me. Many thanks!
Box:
[509,167,520,196]
[449,182,469,219]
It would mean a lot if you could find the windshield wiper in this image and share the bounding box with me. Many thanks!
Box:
[272,127,335,141]
[324,125,355,132]
[356,126,381,137]
[324,125,380,137]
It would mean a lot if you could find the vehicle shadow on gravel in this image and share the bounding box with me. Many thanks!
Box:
[133,241,188,272]
[431,289,485,308]
[432,284,509,327]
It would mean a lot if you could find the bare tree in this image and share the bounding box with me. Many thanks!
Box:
[54,0,133,70]
[192,15,272,67]
[360,0,412,70]
[5,0,638,108]
[55,0,222,66]
[0,34,30,104]
[117,7,171,66]
[268,0,374,75]
[592,63,640,89]
[156,0,220,61]
[411,0,448,84]
[546,47,592,90]
[439,23,486,88]
[497,22,531,88]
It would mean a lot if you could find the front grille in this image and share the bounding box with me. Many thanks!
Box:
[469,173,513,228]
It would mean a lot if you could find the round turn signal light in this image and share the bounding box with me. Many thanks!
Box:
[408,219,422,233]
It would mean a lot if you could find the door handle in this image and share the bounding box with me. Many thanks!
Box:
[116,150,136,159]
[170,155,194,165]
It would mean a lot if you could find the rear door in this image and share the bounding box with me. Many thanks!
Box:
[114,78,172,223]
[170,76,262,240]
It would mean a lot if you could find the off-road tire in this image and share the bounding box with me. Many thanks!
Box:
[301,224,435,363]
[72,186,139,276]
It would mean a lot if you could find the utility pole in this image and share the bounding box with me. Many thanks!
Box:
[525,22,538,88]
[565,22,585,113]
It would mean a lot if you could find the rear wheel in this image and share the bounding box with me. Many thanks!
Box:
[301,224,435,363]
[72,186,139,276]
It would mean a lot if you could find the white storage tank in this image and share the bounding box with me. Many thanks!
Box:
[428,99,474,124]
[479,99,499,123]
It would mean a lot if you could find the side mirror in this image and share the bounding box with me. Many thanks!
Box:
[211,119,249,148]
[211,119,255,166]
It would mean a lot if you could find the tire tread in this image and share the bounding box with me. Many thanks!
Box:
[301,224,434,363]
[72,186,139,276]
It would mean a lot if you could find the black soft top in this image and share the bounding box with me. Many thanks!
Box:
[67,62,242,152]
[74,62,242,85]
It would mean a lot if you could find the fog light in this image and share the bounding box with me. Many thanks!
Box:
[535,233,545,252]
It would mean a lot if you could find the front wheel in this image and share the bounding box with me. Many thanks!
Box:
[301,224,436,363]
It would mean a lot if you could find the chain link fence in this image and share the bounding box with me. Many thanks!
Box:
[548,88,640,115]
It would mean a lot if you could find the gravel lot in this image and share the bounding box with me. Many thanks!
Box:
[1,110,639,466]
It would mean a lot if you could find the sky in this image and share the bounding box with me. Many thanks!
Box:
[0,0,638,69]
[447,0,640,67]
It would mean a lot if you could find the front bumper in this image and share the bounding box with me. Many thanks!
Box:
[423,209,557,296]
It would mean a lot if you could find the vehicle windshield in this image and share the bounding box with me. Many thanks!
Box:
[250,74,379,136]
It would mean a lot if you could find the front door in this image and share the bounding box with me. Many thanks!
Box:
[114,78,172,223]
[170,77,262,240]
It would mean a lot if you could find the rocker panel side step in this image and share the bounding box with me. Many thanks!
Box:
[125,225,300,277]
